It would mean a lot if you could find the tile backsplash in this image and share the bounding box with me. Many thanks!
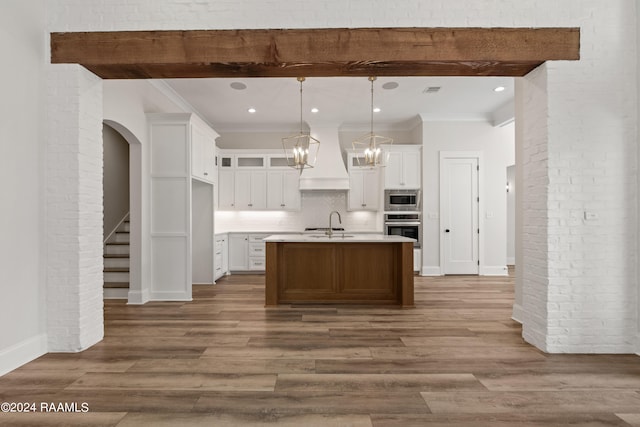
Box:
[215,191,382,233]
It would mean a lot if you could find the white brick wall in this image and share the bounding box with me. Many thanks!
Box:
[45,0,638,353]
[519,64,550,351]
[46,64,103,352]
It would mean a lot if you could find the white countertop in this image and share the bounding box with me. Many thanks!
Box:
[263,234,415,243]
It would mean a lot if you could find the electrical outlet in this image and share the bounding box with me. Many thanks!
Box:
[584,211,598,220]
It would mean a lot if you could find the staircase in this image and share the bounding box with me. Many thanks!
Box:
[104,216,130,299]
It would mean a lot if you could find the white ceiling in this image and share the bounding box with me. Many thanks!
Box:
[164,76,514,133]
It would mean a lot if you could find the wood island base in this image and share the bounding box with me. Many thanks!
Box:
[265,241,414,308]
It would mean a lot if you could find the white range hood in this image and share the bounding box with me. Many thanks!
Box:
[298,125,350,191]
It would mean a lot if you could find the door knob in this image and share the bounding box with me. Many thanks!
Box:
[445,229,450,233]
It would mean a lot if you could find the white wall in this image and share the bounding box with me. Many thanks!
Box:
[0,0,47,374]
[103,124,130,240]
[421,120,515,275]
[506,165,516,265]
[41,0,639,355]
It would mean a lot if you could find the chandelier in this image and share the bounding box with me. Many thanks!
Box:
[352,76,393,167]
[282,77,320,171]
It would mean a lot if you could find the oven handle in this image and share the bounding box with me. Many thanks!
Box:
[384,222,421,226]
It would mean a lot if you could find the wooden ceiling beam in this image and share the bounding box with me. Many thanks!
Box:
[51,27,580,79]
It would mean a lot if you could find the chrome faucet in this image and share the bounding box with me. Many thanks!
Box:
[326,211,342,236]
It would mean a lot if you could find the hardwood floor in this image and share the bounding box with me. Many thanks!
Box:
[1,273,640,426]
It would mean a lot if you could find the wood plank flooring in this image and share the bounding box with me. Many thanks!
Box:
[1,273,640,426]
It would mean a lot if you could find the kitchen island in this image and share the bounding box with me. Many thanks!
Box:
[264,234,415,308]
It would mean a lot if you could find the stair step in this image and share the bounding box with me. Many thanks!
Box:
[104,257,129,269]
[104,267,129,273]
[104,271,129,282]
[104,254,129,258]
[104,282,129,289]
[109,231,130,243]
[105,245,129,255]
[106,242,129,245]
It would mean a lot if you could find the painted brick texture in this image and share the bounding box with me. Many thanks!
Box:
[46,64,103,352]
[45,0,638,353]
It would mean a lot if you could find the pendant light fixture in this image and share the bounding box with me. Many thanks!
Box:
[282,77,320,171]
[352,76,393,167]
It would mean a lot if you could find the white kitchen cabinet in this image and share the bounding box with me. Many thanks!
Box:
[383,146,422,189]
[218,169,235,209]
[229,234,249,271]
[267,170,300,210]
[147,113,219,301]
[348,169,379,211]
[228,233,268,272]
[236,155,266,168]
[234,170,267,210]
[248,234,268,271]
[191,123,216,183]
[214,234,229,281]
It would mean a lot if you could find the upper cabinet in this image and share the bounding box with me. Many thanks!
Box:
[346,151,380,211]
[267,170,301,210]
[217,150,301,211]
[234,170,267,210]
[191,122,217,183]
[382,145,422,189]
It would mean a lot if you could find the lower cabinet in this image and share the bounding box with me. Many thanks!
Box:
[214,234,229,281]
[228,233,269,272]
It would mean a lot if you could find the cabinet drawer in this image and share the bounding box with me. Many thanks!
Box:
[249,242,266,256]
[249,257,266,270]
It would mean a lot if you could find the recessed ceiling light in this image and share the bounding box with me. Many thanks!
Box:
[494,86,506,92]
[311,108,319,113]
[373,107,381,113]
[247,107,256,114]
[382,81,399,90]
[230,82,247,90]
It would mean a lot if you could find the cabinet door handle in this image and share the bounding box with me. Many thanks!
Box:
[362,204,366,207]
[204,172,208,176]
[248,204,253,207]
[280,204,285,207]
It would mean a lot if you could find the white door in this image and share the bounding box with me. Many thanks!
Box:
[441,156,479,274]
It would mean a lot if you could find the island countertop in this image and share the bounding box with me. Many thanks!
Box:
[263,234,416,243]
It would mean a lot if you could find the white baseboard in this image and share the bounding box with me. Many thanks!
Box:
[127,288,151,305]
[149,291,192,301]
[421,266,442,276]
[506,257,515,265]
[480,265,509,276]
[104,288,129,299]
[511,303,524,324]
[0,334,47,376]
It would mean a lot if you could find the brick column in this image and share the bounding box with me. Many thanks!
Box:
[46,64,103,352]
